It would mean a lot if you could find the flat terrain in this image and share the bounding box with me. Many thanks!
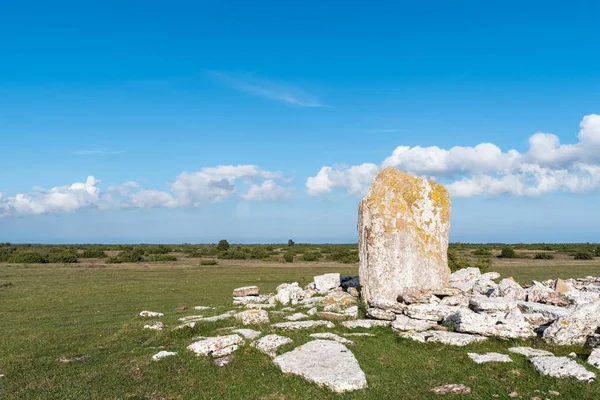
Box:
[1,256,600,400]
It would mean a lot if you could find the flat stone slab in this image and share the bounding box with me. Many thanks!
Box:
[187,335,245,358]
[235,310,270,325]
[588,348,600,370]
[231,329,262,340]
[286,313,309,321]
[366,307,396,321]
[469,296,518,313]
[152,351,177,361]
[517,301,572,320]
[233,295,270,305]
[143,321,164,331]
[233,286,260,297]
[310,333,354,345]
[140,311,164,318]
[467,352,512,364]
[341,320,391,329]
[343,333,376,337]
[193,306,215,311]
[530,356,596,382]
[273,340,367,392]
[508,347,554,358]
[272,320,335,331]
[314,273,341,293]
[430,383,471,395]
[398,330,487,346]
[245,303,276,309]
[392,315,438,331]
[251,334,293,357]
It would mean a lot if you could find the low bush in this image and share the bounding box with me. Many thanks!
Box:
[301,252,321,262]
[534,253,555,260]
[200,259,218,266]
[596,247,600,257]
[448,248,469,272]
[283,252,294,263]
[473,248,492,256]
[498,247,517,258]
[47,251,79,263]
[8,251,48,264]
[574,252,594,260]
[145,245,172,255]
[146,254,177,262]
[218,250,248,260]
[475,256,491,272]
[81,249,107,258]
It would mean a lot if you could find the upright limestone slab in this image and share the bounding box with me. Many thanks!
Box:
[358,167,451,304]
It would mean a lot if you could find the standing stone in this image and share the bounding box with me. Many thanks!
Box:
[358,168,451,304]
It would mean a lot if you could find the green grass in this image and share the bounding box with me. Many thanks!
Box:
[1,262,599,399]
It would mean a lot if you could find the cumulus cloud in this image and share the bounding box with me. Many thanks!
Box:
[0,165,292,218]
[306,114,600,198]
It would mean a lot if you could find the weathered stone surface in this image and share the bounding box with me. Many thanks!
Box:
[233,295,270,305]
[398,330,487,346]
[178,315,205,322]
[322,291,356,311]
[430,383,471,395]
[508,347,554,357]
[368,298,406,314]
[273,340,368,392]
[587,334,600,348]
[588,348,600,369]
[286,313,309,321]
[405,304,462,321]
[391,314,438,331]
[235,310,269,325]
[276,283,304,305]
[366,307,396,321]
[494,278,527,300]
[341,319,391,329]
[152,351,177,361]
[448,268,481,293]
[245,303,276,310]
[543,301,600,345]
[212,355,233,367]
[527,281,570,307]
[448,309,535,339]
[271,320,335,331]
[298,296,325,306]
[467,352,512,364]
[472,279,498,296]
[232,286,260,297]
[251,334,293,357]
[343,333,376,337]
[517,301,571,320]
[307,307,318,316]
[317,311,349,321]
[347,287,360,297]
[310,332,354,345]
[469,296,518,313]
[481,272,501,281]
[398,288,440,304]
[314,273,341,293]
[530,356,596,382]
[193,306,215,311]
[344,305,359,319]
[140,310,164,318]
[440,295,469,308]
[143,321,165,331]
[555,278,570,293]
[358,168,451,305]
[522,313,555,327]
[232,329,262,340]
[187,335,244,358]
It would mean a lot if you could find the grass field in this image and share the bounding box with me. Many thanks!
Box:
[1,257,600,400]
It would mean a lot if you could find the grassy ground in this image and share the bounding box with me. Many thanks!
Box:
[1,261,600,399]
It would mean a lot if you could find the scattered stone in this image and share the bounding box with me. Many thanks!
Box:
[366,307,396,321]
[251,334,293,357]
[310,332,354,345]
[271,320,335,331]
[472,278,498,295]
[276,283,304,305]
[467,352,512,364]
[508,392,518,398]
[358,168,451,304]
[281,307,296,312]
[193,306,214,311]
[152,351,177,361]
[286,313,309,321]
[548,390,560,396]
[398,288,440,304]
[139,311,164,318]
[231,329,262,340]
[233,295,270,305]
[508,347,554,357]
[530,356,596,382]
[449,267,481,293]
[307,307,318,316]
[273,340,368,392]
[212,355,233,367]
[481,272,501,281]
[430,383,471,395]
[245,303,276,309]
[314,273,341,293]
[298,297,324,306]
[522,313,555,327]
[587,334,600,348]
[143,321,164,331]
[368,298,406,313]
[568,352,578,359]
[494,278,527,300]
[343,333,376,337]
[448,308,535,339]
[518,301,571,320]
[398,330,487,346]
[528,281,570,307]
[543,301,600,345]
[469,295,518,313]
[178,315,204,322]
[187,335,244,358]
[233,286,260,297]
[440,295,469,308]
[344,305,359,318]
[174,322,196,330]
[341,320,391,329]
[235,310,270,325]
[391,315,438,331]
[405,304,461,322]
[58,354,89,363]
[317,311,350,321]
[347,287,360,297]
[323,291,356,310]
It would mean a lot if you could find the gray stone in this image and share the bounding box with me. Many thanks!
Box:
[344,305,359,319]
[398,330,487,346]
[430,383,471,395]
[517,301,572,320]
[276,283,304,305]
[231,329,262,340]
[285,313,309,321]
[212,355,233,367]
[448,267,481,293]
[322,291,356,311]
[343,333,376,337]
[530,356,596,382]
[235,310,269,325]
[251,334,293,357]
[404,304,462,321]
[472,279,498,295]
[587,334,600,348]
[347,287,360,297]
[232,286,260,297]
[448,308,535,339]
[341,319,391,329]
[310,332,354,345]
[139,310,164,318]
[588,348,600,369]
[391,314,438,331]
[508,347,554,357]
[467,352,512,364]
[522,313,555,327]
[494,278,527,300]
[187,335,244,358]
[314,273,341,293]
[469,295,518,313]
[152,351,177,361]
[527,281,570,306]
[317,311,350,321]
[340,275,360,289]
[271,320,335,331]
[307,307,318,316]
[398,288,440,304]
[233,295,270,305]
[366,307,396,321]
[143,321,164,331]
[245,303,276,310]
[193,306,215,311]
[543,301,600,345]
[273,340,368,392]
[368,298,406,314]
[358,168,451,304]
[439,295,469,308]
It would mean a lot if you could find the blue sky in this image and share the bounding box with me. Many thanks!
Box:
[1,0,599,243]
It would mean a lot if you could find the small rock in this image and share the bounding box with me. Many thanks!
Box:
[139,311,164,318]
[398,330,487,346]
[508,347,554,357]
[343,333,376,337]
[543,301,600,345]
[494,278,527,300]
[310,332,354,345]
[245,303,276,309]
[344,305,359,318]
[286,313,309,321]
[469,296,518,313]
[548,390,560,396]
[366,307,396,321]
[233,285,260,297]
[307,307,318,316]
[508,392,518,398]
[323,291,356,309]
[391,315,438,331]
[276,283,304,305]
[233,295,270,305]
[467,352,512,364]
[152,351,177,361]
[271,320,335,331]
[193,306,215,311]
[430,383,472,395]
[568,352,578,359]
[235,310,270,325]
[530,356,596,382]
[317,311,350,321]
[143,321,165,331]
[314,273,341,293]
[347,287,360,297]
[405,304,461,322]
[231,329,262,340]
[368,298,406,314]
[251,334,293,357]
[212,355,233,367]
[58,354,89,363]
[341,320,391,329]
[588,348,600,369]
[586,334,600,348]
[449,267,481,293]
[555,279,569,293]
[187,335,245,358]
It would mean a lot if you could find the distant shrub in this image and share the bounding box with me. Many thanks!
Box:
[105,257,122,264]
[265,245,274,252]
[81,249,107,258]
[595,247,600,257]
[327,250,359,264]
[145,245,172,255]
[283,252,294,263]
[574,252,594,260]
[498,247,517,259]
[475,256,491,272]
[448,248,469,272]
[301,252,321,262]
[8,251,48,264]
[248,247,270,259]
[108,249,144,263]
[146,254,177,262]
[217,240,230,252]
[288,239,295,247]
[47,251,79,263]
[218,250,248,260]
[472,248,491,256]
[200,259,218,266]
[534,253,555,260]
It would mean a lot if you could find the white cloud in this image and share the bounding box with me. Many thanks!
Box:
[209,71,331,108]
[307,114,600,198]
[241,180,294,201]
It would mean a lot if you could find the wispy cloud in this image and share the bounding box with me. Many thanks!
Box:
[74,149,124,156]
[209,71,331,108]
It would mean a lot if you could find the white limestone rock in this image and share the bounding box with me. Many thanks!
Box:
[341,319,391,329]
[543,301,600,345]
[430,384,471,395]
[469,295,518,313]
[480,272,501,281]
[404,304,462,321]
[310,332,354,345]
[368,298,406,314]
[245,303,276,309]
[344,305,359,319]
[232,286,260,297]
[508,347,554,358]
[530,356,596,382]
[231,329,262,340]
[152,351,177,361]
[440,295,469,308]
[448,308,535,339]
[251,334,293,357]
[307,307,318,316]
[588,348,600,370]
[273,340,368,392]
[271,320,335,331]
[143,321,165,331]
[522,313,555,327]
[472,279,498,295]
[391,314,438,331]
[366,307,396,321]
[286,313,309,321]
[467,352,512,364]
[493,278,527,300]
[448,267,481,293]
[358,168,451,304]
[398,330,487,346]
[276,283,304,305]
[235,310,270,325]
[322,291,356,311]
[193,306,215,311]
[140,311,164,318]
[233,295,270,305]
[527,281,570,306]
[298,296,325,306]
[343,333,376,337]
[314,273,341,293]
[517,301,572,320]
[178,315,204,322]
[187,335,245,358]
